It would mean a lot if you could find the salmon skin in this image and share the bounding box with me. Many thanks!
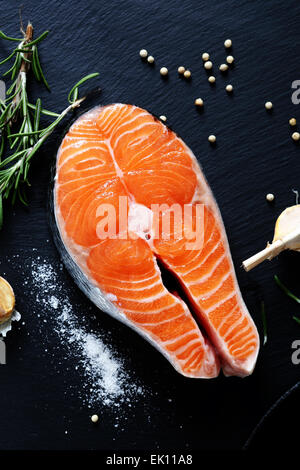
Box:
[53,103,259,378]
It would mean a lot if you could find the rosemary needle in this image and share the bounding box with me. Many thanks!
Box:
[274,275,300,303]
[0,22,99,228]
[274,276,300,326]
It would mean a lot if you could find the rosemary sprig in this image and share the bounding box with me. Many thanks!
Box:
[0,22,99,228]
[293,316,300,325]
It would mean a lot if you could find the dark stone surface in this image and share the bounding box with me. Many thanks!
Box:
[0,0,299,451]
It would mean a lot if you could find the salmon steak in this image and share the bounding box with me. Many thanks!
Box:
[54,103,259,378]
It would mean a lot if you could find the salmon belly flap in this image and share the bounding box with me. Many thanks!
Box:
[54,103,259,378]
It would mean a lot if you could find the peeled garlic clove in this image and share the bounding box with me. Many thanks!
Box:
[272,205,300,251]
[0,277,15,324]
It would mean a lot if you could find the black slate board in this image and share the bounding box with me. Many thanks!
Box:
[245,381,300,450]
[0,0,300,452]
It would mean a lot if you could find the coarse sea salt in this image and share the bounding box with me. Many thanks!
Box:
[3,253,147,409]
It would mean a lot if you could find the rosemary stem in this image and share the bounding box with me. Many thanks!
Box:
[11,24,33,125]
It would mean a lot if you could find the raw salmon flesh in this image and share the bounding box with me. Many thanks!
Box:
[54,104,259,378]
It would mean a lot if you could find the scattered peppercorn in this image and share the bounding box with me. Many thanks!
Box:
[266,193,275,202]
[204,61,213,70]
[91,415,99,423]
[219,63,228,72]
[195,98,204,107]
[160,67,168,76]
[265,101,273,110]
[139,49,148,58]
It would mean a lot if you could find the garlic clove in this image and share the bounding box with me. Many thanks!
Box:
[0,277,15,324]
[273,205,300,251]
